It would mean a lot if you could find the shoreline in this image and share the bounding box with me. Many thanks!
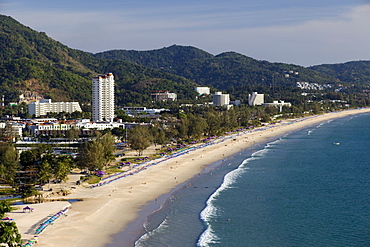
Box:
[10,108,370,247]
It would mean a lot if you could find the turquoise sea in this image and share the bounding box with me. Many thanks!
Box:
[109,112,370,247]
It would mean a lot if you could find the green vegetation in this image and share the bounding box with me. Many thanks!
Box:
[127,125,152,155]
[309,61,370,85]
[1,14,370,108]
[0,15,198,106]
[94,45,339,90]
[77,133,116,172]
[0,143,19,184]
[0,201,22,247]
[84,175,101,184]
[0,14,369,196]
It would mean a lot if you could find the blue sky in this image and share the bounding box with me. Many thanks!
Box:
[1,0,370,66]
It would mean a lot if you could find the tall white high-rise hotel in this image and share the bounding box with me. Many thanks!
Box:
[92,73,115,122]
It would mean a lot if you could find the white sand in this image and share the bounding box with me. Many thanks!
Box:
[7,109,370,246]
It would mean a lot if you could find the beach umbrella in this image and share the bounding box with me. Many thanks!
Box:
[96,171,105,176]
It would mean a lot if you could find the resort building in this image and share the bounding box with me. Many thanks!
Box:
[213,92,230,106]
[264,101,292,112]
[194,87,210,95]
[248,92,264,106]
[92,73,115,122]
[28,99,82,117]
[0,122,24,141]
[120,107,169,116]
[27,121,76,136]
[151,91,177,101]
[75,119,125,131]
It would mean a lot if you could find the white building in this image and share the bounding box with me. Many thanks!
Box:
[264,101,292,112]
[213,92,230,106]
[120,107,169,116]
[151,91,177,101]
[92,73,115,122]
[248,92,264,106]
[28,99,82,117]
[0,122,24,140]
[75,120,124,130]
[28,122,75,136]
[195,87,210,95]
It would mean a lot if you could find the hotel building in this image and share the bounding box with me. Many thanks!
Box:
[213,92,230,106]
[28,99,82,117]
[248,92,264,106]
[92,73,115,122]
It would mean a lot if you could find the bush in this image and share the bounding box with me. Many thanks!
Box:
[85,175,101,184]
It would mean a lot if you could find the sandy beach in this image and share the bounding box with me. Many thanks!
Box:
[8,108,370,247]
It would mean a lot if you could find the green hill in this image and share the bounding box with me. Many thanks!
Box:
[1,14,370,109]
[0,15,198,106]
[309,61,370,85]
[94,45,340,90]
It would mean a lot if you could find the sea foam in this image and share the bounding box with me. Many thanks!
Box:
[198,137,292,246]
[197,143,274,246]
[135,217,170,247]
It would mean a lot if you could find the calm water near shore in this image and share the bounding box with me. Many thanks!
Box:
[109,113,370,247]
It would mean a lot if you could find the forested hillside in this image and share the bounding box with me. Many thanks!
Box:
[1,14,370,109]
[94,45,340,90]
[309,61,370,85]
[0,15,198,106]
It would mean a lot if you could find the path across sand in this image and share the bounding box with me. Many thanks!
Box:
[7,109,370,247]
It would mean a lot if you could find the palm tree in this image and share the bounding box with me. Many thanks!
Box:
[0,221,22,247]
[0,201,12,218]
[38,160,53,189]
[0,201,22,247]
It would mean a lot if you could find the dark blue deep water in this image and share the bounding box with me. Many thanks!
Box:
[111,113,370,247]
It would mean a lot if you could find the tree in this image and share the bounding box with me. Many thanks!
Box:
[0,201,22,247]
[66,128,79,141]
[99,133,116,165]
[177,115,189,139]
[156,128,167,147]
[77,140,105,172]
[221,109,238,131]
[111,127,125,141]
[19,145,50,170]
[38,160,53,187]
[164,124,178,143]
[54,155,73,183]
[0,221,22,247]
[187,113,207,139]
[0,144,19,183]
[204,111,221,136]
[115,109,133,122]
[0,201,12,218]
[127,125,152,155]
[149,125,167,147]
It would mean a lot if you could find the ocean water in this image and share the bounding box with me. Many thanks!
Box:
[110,113,370,247]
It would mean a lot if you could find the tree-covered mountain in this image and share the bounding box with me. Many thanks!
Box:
[309,61,370,85]
[1,14,370,110]
[0,15,198,106]
[94,45,341,90]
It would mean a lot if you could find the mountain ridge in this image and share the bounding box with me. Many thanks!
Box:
[1,14,369,108]
[0,15,199,106]
[94,45,347,90]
